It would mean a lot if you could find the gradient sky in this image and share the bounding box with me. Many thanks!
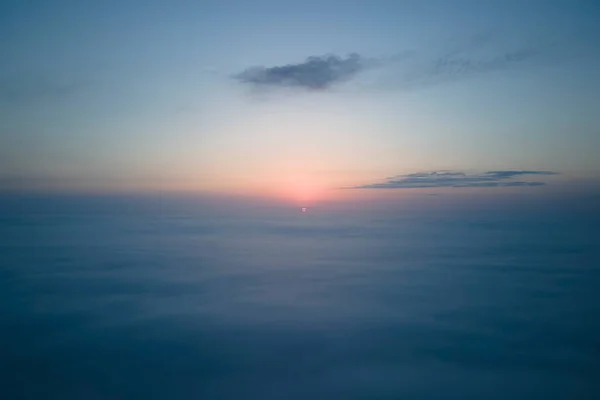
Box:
[1,0,599,204]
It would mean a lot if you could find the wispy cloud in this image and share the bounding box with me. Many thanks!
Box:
[0,77,89,103]
[351,170,558,189]
[389,46,543,92]
[233,34,563,92]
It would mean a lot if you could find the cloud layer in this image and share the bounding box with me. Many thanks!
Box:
[352,170,558,189]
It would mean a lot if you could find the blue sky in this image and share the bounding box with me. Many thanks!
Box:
[1,0,599,202]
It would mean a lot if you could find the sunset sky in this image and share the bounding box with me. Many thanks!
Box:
[1,0,599,204]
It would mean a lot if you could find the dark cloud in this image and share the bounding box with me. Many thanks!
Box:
[351,170,557,189]
[233,53,368,90]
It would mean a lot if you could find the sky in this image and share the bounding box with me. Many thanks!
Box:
[1,0,599,205]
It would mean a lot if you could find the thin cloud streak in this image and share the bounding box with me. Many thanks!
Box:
[350,170,558,189]
[0,78,89,103]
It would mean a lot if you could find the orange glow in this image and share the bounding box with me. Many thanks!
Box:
[269,176,329,206]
